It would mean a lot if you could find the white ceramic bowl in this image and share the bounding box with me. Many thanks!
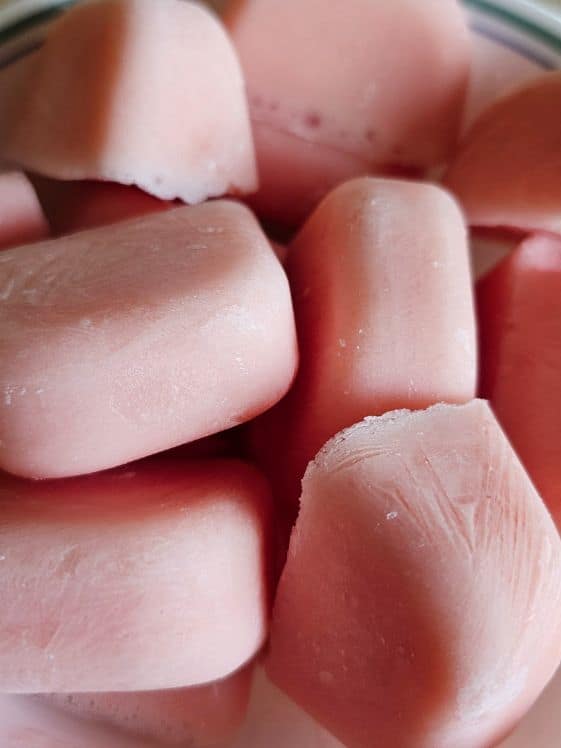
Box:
[460,0,561,130]
[1,0,560,73]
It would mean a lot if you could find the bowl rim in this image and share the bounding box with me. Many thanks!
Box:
[0,0,560,62]
[465,0,561,50]
[0,0,70,31]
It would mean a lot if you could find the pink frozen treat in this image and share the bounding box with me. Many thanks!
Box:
[0,460,270,693]
[226,0,470,224]
[0,172,48,250]
[251,177,476,509]
[479,233,561,528]
[0,201,297,479]
[31,177,172,236]
[446,73,561,234]
[0,0,257,203]
[43,665,253,746]
[267,401,561,748]
[0,694,158,748]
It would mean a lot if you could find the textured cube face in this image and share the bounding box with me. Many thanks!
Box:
[445,73,561,235]
[479,233,561,529]
[226,0,470,223]
[267,401,561,748]
[41,665,253,747]
[251,177,476,509]
[0,0,257,204]
[0,201,297,479]
[0,693,149,748]
[0,460,271,693]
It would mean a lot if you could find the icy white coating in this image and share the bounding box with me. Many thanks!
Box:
[270,400,561,748]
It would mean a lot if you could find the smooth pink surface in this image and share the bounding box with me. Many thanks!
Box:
[251,177,476,509]
[0,460,270,693]
[0,0,257,204]
[0,201,297,479]
[463,31,546,132]
[227,0,470,224]
[446,73,561,234]
[478,233,561,528]
[245,124,372,227]
[0,172,48,250]
[0,694,158,748]
[267,401,561,748]
[30,177,172,236]
[43,665,253,746]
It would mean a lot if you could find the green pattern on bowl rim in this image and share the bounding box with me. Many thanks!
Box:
[0,0,76,68]
[0,0,560,70]
[466,0,561,67]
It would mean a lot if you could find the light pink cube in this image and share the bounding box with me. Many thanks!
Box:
[0,0,257,204]
[0,202,297,479]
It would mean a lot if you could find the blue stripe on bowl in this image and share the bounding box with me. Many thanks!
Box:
[466,0,561,47]
[464,0,561,69]
[468,16,559,68]
[0,0,560,73]
[0,0,76,44]
[0,1,77,69]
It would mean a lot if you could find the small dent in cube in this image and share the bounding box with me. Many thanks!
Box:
[304,112,322,129]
